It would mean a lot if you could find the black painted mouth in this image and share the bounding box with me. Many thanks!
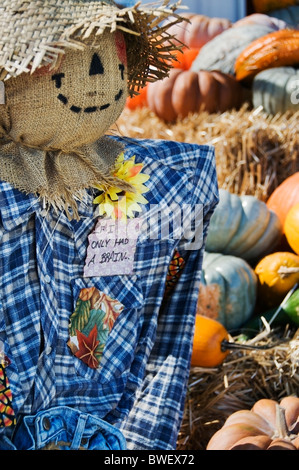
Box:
[51,59,126,114]
[55,89,123,114]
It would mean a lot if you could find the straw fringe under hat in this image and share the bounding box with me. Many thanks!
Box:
[0,0,185,218]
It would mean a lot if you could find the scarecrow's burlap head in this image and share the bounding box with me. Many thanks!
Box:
[0,0,184,217]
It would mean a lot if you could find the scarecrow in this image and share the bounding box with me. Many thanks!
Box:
[0,0,218,450]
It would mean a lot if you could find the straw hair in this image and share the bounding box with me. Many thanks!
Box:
[0,0,185,95]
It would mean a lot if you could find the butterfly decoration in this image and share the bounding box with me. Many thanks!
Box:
[165,250,185,296]
[0,355,16,428]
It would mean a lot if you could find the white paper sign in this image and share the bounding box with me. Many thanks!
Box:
[84,218,142,277]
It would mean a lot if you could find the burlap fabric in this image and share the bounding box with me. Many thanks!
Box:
[0,31,131,218]
[0,1,184,218]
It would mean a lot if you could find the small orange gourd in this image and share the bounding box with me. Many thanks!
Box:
[255,251,299,306]
[191,314,285,368]
[191,314,230,367]
[284,203,299,255]
[235,29,299,81]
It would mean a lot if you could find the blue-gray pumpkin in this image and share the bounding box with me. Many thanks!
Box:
[197,252,257,330]
[205,189,282,261]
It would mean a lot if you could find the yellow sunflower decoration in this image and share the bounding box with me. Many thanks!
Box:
[93,153,150,220]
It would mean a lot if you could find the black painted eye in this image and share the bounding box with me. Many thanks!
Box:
[89,53,104,76]
[52,73,65,89]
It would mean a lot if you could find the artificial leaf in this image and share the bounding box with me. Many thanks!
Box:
[69,297,91,337]
[75,325,102,369]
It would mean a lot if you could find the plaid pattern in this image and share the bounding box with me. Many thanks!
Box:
[0,137,218,450]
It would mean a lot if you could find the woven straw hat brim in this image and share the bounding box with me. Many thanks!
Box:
[0,0,185,94]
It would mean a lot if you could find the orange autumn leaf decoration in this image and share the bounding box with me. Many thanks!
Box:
[75,325,102,369]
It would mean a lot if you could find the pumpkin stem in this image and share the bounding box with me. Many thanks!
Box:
[220,339,286,352]
[275,404,289,439]
[278,266,299,278]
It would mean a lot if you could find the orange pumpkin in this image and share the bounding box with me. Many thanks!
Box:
[235,29,299,81]
[165,13,231,49]
[147,68,247,121]
[285,203,299,255]
[252,0,297,13]
[267,172,299,231]
[191,314,230,368]
[207,396,299,450]
[125,86,148,110]
[255,251,299,306]
[171,47,201,70]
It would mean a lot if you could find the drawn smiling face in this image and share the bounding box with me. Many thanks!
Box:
[4,31,128,150]
[52,52,125,115]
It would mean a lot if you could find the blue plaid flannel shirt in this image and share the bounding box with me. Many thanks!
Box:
[0,137,218,450]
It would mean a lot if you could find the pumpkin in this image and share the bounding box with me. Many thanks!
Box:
[252,0,298,13]
[191,24,277,75]
[197,252,257,330]
[283,287,299,324]
[269,5,299,27]
[255,251,299,306]
[235,30,299,82]
[125,86,148,110]
[164,13,231,49]
[205,189,282,261]
[206,396,299,450]
[191,314,230,367]
[253,66,299,114]
[146,68,247,121]
[191,313,289,368]
[266,172,299,230]
[170,47,201,70]
[233,12,288,29]
[284,203,299,255]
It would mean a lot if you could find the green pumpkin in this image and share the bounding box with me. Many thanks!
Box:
[253,66,299,115]
[197,252,257,330]
[191,24,276,75]
[283,288,299,325]
[205,189,282,261]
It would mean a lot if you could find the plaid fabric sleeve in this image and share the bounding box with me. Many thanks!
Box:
[119,142,219,450]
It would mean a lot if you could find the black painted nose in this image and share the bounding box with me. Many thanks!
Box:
[89,53,104,76]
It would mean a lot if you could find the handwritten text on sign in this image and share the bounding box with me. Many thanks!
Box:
[84,218,142,277]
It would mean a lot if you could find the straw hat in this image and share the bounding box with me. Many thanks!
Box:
[0,0,184,94]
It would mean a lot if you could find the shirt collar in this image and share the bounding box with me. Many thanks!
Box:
[0,180,95,231]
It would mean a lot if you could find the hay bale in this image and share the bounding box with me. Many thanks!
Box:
[113,105,299,201]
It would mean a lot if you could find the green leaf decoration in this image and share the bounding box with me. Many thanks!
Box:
[69,298,91,337]
[82,308,107,338]
[98,328,109,345]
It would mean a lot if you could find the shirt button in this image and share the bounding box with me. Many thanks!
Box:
[45,346,52,355]
[43,417,51,431]
[44,274,51,284]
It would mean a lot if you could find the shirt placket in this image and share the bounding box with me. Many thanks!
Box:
[32,212,59,411]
